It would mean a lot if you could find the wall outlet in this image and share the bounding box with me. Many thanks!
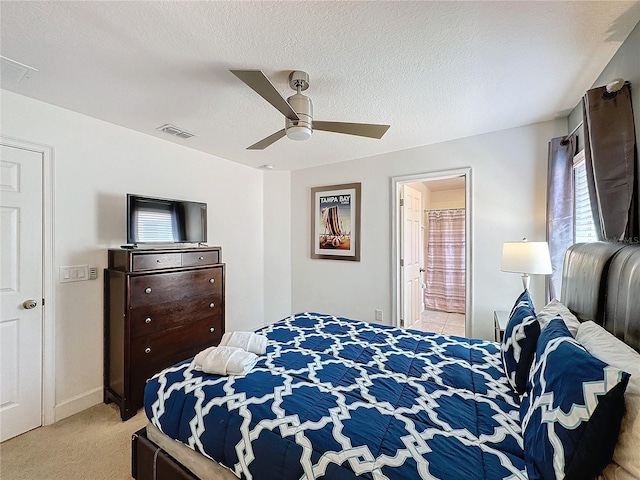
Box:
[375,309,383,322]
[88,266,98,280]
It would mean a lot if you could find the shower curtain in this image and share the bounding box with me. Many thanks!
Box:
[424,209,465,314]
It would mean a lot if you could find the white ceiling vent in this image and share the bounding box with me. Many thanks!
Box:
[0,56,38,83]
[156,124,197,139]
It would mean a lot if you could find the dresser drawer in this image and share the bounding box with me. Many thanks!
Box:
[132,253,182,271]
[130,316,222,366]
[129,294,223,338]
[129,267,223,307]
[128,320,222,412]
[182,250,220,267]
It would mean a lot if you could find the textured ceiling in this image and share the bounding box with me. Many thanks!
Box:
[1,1,639,171]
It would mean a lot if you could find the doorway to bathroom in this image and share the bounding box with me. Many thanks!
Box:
[392,168,471,337]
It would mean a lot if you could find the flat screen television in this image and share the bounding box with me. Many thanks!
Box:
[126,194,207,245]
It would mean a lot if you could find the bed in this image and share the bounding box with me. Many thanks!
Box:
[132,242,640,480]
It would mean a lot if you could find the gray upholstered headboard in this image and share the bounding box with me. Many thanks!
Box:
[561,242,640,352]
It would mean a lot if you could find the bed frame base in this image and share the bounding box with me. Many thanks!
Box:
[132,427,198,480]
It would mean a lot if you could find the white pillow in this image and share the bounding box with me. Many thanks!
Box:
[576,321,640,480]
[537,299,581,336]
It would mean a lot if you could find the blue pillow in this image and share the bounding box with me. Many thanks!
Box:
[501,290,539,394]
[520,319,630,480]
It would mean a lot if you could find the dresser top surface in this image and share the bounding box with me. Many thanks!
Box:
[108,246,223,272]
[110,246,221,254]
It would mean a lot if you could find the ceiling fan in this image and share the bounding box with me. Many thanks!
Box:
[230,69,391,150]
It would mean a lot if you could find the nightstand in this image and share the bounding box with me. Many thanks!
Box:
[494,310,510,342]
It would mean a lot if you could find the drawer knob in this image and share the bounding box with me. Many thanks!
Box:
[199,256,204,260]
[210,327,215,333]
[145,287,152,294]
[145,317,152,324]
[145,347,151,354]
[209,278,215,284]
[156,259,161,263]
[209,302,215,308]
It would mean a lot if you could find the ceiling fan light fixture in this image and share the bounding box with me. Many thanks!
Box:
[285,91,313,141]
[286,125,313,141]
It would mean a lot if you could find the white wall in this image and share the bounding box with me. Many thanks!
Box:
[1,90,266,420]
[263,171,292,323]
[291,119,567,339]
[427,188,465,210]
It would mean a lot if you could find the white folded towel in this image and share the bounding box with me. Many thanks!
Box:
[219,331,267,355]
[192,345,258,376]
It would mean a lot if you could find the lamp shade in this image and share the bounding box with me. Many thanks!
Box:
[501,240,552,275]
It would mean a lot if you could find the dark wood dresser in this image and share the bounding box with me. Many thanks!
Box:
[104,246,225,420]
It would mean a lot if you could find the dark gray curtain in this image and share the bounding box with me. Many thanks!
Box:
[546,135,577,302]
[583,83,639,241]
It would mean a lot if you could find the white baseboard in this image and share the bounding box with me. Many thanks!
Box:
[54,386,103,422]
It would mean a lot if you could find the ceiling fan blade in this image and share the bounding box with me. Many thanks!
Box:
[230,69,299,120]
[247,129,286,150]
[313,121,390,139]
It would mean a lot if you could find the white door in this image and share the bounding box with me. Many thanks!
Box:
[400,185,422,329]
[0,144,44,441]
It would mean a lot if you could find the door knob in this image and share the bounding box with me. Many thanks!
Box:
[23,299,38,309]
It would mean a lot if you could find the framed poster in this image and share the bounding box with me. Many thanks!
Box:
[310,182,361,261]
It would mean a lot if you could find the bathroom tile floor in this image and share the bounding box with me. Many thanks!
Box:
[411,308,466,337]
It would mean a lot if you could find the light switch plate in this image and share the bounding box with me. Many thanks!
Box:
[59,265,89,283]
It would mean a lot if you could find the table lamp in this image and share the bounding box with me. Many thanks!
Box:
[501,238,552,290]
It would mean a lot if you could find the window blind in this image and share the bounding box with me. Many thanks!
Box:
[137,204,177,242]
[573,155,598,243]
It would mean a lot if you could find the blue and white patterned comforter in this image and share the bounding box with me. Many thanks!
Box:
[145,313,526,479]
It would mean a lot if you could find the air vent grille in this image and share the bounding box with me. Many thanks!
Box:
[0,56,38,83]
[156,124,197,139]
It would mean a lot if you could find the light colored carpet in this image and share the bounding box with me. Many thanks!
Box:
[0,403,147,480]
